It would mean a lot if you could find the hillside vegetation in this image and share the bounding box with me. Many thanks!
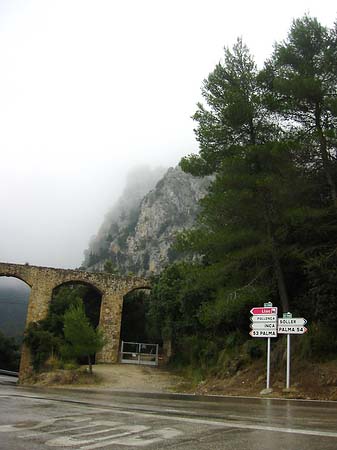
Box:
[144,16,337,380]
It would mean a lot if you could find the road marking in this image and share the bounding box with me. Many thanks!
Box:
[79,427,183,449]
[1,395,337,442]
[0,415,184,448]
[0,418,59,432]
[47,425,150,447]
[112,408,337,439]
[20,423,96,438]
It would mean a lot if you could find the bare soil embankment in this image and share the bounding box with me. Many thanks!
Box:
[24,364,184,394]
[189,359,337,401]
[25,360,337,401]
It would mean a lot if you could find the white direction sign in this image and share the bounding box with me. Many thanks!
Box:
[249,329,277,338]
[250,322,277,330]
[278,318,307,326]
[251,315,277,323]
[249,304,278,340]
[278,325,307,334]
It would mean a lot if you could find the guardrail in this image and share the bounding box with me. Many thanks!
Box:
[0,369,19,378]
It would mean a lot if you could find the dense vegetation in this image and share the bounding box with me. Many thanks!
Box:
[146,16,337,374]
[24,285,103,372]
[0,331,20,371]
[120,290,155,343]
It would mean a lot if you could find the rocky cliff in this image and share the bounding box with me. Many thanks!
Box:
[82,166,211,276]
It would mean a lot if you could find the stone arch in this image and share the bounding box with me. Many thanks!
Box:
[0,272,32,288]
[51,279,103,332]
[0,262,150,379]
[120,286,152,345]
[95,279,151,364]
[51,279,103,297]
[122,285,151,296]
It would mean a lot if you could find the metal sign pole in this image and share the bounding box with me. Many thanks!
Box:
[266,337,271,390]
[286,334,291,389]
[282,312,293,390]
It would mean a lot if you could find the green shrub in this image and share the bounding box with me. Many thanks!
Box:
[224,331,246,349]
[171,334,222,374]
[299,323,337,361]
[63,361,79,370]
[24,322,60,371]
[242,339,264,360]
[44,354,63,371]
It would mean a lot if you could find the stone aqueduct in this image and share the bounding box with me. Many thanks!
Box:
[0,262,150,380]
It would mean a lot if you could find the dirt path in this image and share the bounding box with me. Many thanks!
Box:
[91,360,337,400]
[88,364,184,393]
[26,360,337,400]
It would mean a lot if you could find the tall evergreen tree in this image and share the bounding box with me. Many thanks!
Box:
[261,16,337,205]
[180,39,297,312]
[181,38,278,176]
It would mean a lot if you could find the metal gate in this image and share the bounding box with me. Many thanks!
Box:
[120,341,159,366]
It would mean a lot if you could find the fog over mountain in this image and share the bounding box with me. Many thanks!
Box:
[84,166,167,261]
[0,1,335,270]
[82,166,212,276]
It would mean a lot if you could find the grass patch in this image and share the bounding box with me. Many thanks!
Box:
[23,367,102,387]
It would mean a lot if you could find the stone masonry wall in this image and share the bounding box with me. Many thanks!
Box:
[0,262,150,381]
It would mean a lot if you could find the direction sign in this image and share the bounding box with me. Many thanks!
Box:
[250,322,277,330]
[278,318,307,326]
[249,329,277,338]
[277,326,307,334]
[250,307,278,315]
[250,315,277,323]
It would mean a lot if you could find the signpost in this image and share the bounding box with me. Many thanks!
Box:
[251,315,277,322]
[278,318,307,326]
[278,313,307,389]
[250,307,278,315]
[249,329,277,337]
[278,325,307,334]
[249,306,308,392]
[250,302,278,392]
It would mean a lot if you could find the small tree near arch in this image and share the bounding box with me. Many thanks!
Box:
[62,301,104,374]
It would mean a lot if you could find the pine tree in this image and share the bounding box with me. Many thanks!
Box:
[180,39,296,312]
[262,15,337,206]
[181,38,278,176]
[63,302,104,374]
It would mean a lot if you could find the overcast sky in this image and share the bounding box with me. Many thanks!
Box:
[0,0,336,269]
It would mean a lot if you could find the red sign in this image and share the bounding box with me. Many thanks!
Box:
[250,307,278,315]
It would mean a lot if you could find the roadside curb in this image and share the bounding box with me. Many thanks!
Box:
[15,384,337,405]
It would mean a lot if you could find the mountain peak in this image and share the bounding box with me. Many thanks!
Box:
[82,166,211,276]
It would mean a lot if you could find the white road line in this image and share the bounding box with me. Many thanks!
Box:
[20,423,95,438]
[46,425,149,447]
[3,394,337,440]
[75,426,122,437]
[111,408,337,439]
[19,419,122,438]
[0,418,58,432]
[81,427,183,449]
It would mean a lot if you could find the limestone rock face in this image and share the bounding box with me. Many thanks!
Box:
[82,166,211,276]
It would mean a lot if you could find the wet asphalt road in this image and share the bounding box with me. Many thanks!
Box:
[0,380,336,450]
